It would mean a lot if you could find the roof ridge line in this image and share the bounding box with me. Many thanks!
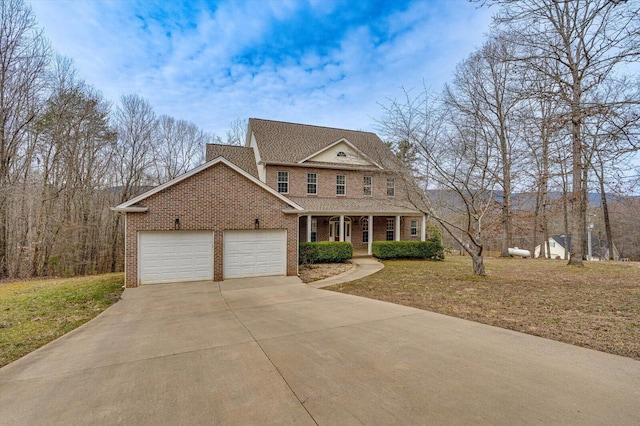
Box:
[249,117,376,135]
[206,143,251,148]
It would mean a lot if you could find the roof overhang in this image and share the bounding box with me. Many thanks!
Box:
[260,161,381,172]
[283,209,423,215]
[109,206,148,213]
[112,156,304,212]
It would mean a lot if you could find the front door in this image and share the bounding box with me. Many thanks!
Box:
[329,218,351,242]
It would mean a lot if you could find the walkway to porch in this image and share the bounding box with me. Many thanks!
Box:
[352,248,372,258]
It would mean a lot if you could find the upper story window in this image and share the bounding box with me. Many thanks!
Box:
[336,174,346,195]
[337,151,347,157]
[387,177,395,196]
[307,173,318,195]
[363,176,372,196]
[277,171,289,194]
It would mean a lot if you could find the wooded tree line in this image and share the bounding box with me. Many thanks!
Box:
[379,0,640,274]
[0,0,252,279]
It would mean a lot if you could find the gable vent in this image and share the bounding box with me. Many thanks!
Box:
[337,151,347,157]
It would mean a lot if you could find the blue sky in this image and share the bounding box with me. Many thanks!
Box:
[29,0,493,137]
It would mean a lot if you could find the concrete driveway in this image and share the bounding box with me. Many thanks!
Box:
[1,277,639,425]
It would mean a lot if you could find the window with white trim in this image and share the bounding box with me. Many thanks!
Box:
[387,177,395,196]
[363,176,372,196]
[277,171,289,193]
[362,218,369,243]
[336,174,346,195]
[386,218,395,241]
[311,218,317,242]
[411,220,418,236]
[307,173,317,195]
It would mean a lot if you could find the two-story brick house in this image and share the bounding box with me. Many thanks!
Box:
[114,118,426,287]
[209,118,426,253]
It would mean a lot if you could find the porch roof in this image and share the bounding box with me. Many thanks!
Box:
[284,196,422,215]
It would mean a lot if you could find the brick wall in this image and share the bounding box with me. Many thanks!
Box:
[266,166,399,199]
[124,162,298,287]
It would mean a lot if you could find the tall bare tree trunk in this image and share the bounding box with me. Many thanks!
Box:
[598,168,614,260]
[568,83,585,265]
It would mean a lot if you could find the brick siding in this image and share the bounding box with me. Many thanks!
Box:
[266,166,398,199]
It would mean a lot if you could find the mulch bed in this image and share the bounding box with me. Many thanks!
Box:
[299,262,354,283]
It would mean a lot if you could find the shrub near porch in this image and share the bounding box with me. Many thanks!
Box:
[372,241,444,260]
[299,242,353,264]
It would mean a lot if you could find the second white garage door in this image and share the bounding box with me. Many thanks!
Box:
[223,230,287,279]
[139,231,213,284]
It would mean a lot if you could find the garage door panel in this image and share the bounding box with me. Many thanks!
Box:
[139,231,213,284]
[224,230,286,279]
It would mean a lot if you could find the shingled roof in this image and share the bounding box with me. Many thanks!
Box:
[205,144,258,178]
[287,196,420,214]
[248,118,397,167]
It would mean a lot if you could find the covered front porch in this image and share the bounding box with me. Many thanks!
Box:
[298,213,427,255]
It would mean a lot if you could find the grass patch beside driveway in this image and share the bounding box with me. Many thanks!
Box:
[327,257,640,360]
[0,274,124,367]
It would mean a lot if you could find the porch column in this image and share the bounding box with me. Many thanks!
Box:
[421,214,427,241]
[368,215,373,255]
[339,215,345,242]
[306,215,312,242]
[395,215,401,241]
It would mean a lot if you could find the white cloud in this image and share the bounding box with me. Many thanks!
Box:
[28,0,493,137]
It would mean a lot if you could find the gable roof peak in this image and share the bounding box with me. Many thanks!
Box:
[247,117,397,167]
[112,156,303,212]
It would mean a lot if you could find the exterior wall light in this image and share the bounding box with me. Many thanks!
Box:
[255,218,260,229]
[174,218,180,230]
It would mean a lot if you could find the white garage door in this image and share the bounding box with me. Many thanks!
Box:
[139,231,213,284]
[224,230,287,279]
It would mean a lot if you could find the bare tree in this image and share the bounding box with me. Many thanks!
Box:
[378,88,499,275]
[29,56,114,276]
[225,118,248,146]
[444,38,524,257]
[0,0,50,277]
[153,115,206,183]
[111,94,157,201]
[108,94,156,271]
[484,0,640,265]
[518,74,565,258]
[585,78,640,260]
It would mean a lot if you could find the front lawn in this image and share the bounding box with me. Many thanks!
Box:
[327,256,640,360]
[0,274,124,367]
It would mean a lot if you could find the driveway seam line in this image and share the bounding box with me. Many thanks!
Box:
[225,292,341,312]
[0,341,262,384]
[253,312,426,343]
[220,289,320,426]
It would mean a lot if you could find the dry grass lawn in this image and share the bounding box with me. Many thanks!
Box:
[327,256,640,360]
[0,274,124,368]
